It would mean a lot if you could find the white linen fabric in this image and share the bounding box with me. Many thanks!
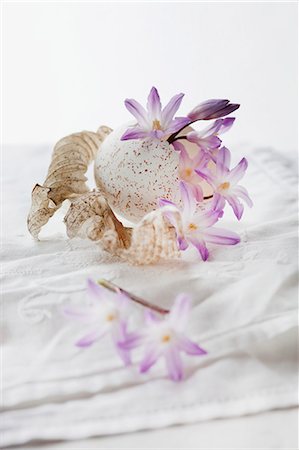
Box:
[1,144,298,447]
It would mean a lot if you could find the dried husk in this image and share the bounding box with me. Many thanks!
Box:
[64,190,181,265]
[27,126,112,238]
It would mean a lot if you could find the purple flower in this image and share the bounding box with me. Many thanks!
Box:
[178,146,210,201]
[64,279,131,365]
[159,181,240,261]
[196,147,253,220]
[186,117,235,156]
[119,294,207,381]
[121,87,190,141]
[188,99,240,121]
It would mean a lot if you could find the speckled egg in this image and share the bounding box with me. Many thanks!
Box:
[94,124,212,223]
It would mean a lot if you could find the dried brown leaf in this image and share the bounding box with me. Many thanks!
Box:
[27,126,112,239]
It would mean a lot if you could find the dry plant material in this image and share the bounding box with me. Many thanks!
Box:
[65,190,181,265]
[64,190,131,251]
[27,126,112,238]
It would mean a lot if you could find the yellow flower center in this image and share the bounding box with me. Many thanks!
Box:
[106,313,116,322]
[152,119,162,130]
[161,334,171,343]
[184,168,192,178]
[218,181,230,191]
[188,222,198,231]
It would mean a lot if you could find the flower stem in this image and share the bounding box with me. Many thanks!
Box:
[98,279,170,315]
[167,119,196,144]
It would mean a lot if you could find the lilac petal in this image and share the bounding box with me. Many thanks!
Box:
[229,158,248,184]
[216,146,231,175]
[178,236,189,251]
[87,278,105,303]
[147,86,162,119]
[188,99,240,121]
[76,327,107,348]
[118,332,143,350]
[190,183,203,203]
[161,93,185,127]
[63,306,94,323]
[112,322,131,365]
[210,193,226,213]
[178,336,207,355]
[169,293,191,330]
[166,117,191,134]
[205,117,235,136]
[189,237,209,261]
[195,168,215,187]
[187,132,222,150]
[179,146,190,169]
[165,347,184,381]
[144,309,160,324]
[121,127,151,141]
[180,181,197,221]
[124,98,148,128]
[140,346,161,373]
[233,185,253,207]
[172,140,186,152]
[158,197,177,209]
[203,227,240,245]
[226,195,244,220]
[198,209,221,229]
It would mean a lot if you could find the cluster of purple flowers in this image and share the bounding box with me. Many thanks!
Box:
[122,87,252,261]
[64,279,207,382]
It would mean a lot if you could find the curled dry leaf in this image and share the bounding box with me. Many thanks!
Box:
[64,190,131,251]
[27,126,112,239]
[64,190,181,265]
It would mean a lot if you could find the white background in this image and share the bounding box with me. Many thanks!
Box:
[2,1,298,158]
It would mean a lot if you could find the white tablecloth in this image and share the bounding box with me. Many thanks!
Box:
[1,144,298,447]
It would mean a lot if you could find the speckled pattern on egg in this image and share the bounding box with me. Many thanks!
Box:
[94,124,180,223]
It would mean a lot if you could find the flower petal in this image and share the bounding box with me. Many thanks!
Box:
[124,98,149,128]
[203,227,240,245]
[75,327,108,348]
[161,93,185,127]
[216,146,231,175]
[86,278,105,303]
[188,99,240,121]
[63,306,94,323]
[180,181,197,221]
[118,331,143,350]
[121,127,151,141]
[229,158,248,184]
[169,293,191,330]
[189,237,209,261]
[140,346,161,373]
[172,140,186,152]
[165,347,184,381]
[166,117,191,134]
[178,236,189,251]
[233,185,253,207]
[226,195,244,220]
[147,86,162,120]
[178,336,207,355]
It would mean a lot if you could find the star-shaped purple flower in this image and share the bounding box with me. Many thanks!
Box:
[118,293,207,381]
[121,87,190,141]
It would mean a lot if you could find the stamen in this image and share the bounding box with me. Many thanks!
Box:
[162,334,171,342]
[106,313,115,322]
[218,182,230,191]
[185,168,192,177]
[188,223,198,231]
[152,119,162,131]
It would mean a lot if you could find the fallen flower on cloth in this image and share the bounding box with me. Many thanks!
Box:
[159,181,240,261]
[196,146,253,220]
[64,278,131,364]
[118,293,207,381]
[121,86,190,140]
